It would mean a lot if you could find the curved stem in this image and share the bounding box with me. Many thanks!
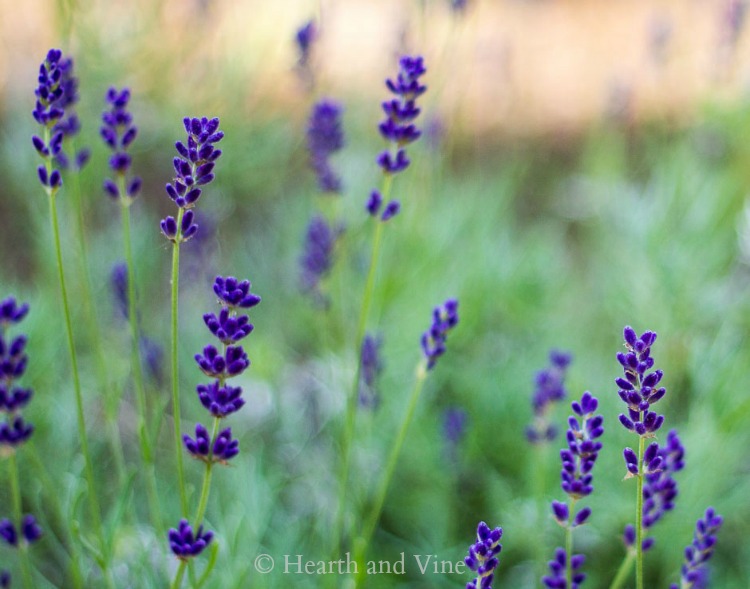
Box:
[333,174,394,556]
[171,207,188,518]
[608,552,635,589]
[120,190,163,535]
[635,435,646,589]
[352,365,427,587]
[8,452,34,589]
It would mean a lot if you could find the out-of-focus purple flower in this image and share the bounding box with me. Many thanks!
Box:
[168,519,213,560]
[647,15,673,67]
[543,548,586,589]
[421,299,459,370]
[0,515,42,546]
[669,508,723,589]
[300,215,342,297]
[450,0,469,13]
[443,407,467,445]
[0,570,9,588]
[615,326,667,437]
[359,333,383,408]
[465,522,502,589]
[101,87,142,201]
[526,350,573,443]
[49,56,89,171]
[720,0,747,50]
[160,117,223,243]
[140,336,164,386]
[307,99,344,193]
[0,298,34,448]
[295,20,316,66]
[110,262,129,320]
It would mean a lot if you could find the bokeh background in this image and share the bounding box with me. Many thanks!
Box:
[1,0,750,587]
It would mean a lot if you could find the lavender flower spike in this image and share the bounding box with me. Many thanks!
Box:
[160,117,224,243]
[299,215,342,298]
[359,333,383,408]
[465,522,503,589]
[307,99,345,193]
[101,87,141,201]
[32,49,68,190]
[543,548,586,589]
[526,350,572,443]
[616,326,667,438]
[0,297,34,447]
[669,508,723,589]
[421,299,459,370]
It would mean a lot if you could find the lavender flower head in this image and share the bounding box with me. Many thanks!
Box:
[359,333,383,408]
[299,215,342,299]
[168,519,213,560]
[465,522,503,589]
[543,549,586,589]
[443,406,468,445]
[0,297,34,447]
[616,326,667,437]
[367,55,427,221]
[51,57,89,171]
[0,515,42,546]
[421,298,459,370]
[32,49,69,190]
[669,508,723,589]
[160,117,223,243]
[526,350,572,443]
[307,99,345,193]
[101,87,141,202]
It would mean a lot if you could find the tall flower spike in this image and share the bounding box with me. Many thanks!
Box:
[616,326,667,437]
[0,298,34,447]
[543,548,586,589]
[101,87,141,201]
[559,392,604,500]
[160,117,223,242]
[300,215,342,300]
[52,57,89,170]
[526,350,573,443]
[669,508,723,589]
[421,299,459,370]
[367,55,427,221]
[465,522,503,589]
[307,99,345,193]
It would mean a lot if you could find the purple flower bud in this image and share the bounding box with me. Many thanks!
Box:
[168,519,213,560]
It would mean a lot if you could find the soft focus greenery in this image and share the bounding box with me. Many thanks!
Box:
[1,1,750,587]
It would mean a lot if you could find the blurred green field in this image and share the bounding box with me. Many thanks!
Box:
[2,1,750,588]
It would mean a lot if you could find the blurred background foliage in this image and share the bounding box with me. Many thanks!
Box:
[2,0,750,587]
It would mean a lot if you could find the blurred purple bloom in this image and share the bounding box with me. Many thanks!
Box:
[359,333,383,408]
[669,508,723,589]
[307,100,345,193]
[300,215,342,297]
[295,20,316,66]
[421,299,459,370]
[526,349,572,443]
[543,548,585,589]
[101,87,141,201]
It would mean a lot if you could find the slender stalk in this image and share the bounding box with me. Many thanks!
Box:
[352,365,427,587]
[8,452,34,589]
[635,435,646,589]
[565,498,578,589]
[193,417,220,528]
[333,174,393,555]
[171,561,188,589]
[608,552,635,589]
[171,208,189,517]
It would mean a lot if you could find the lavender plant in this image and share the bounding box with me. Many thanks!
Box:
[31,49,113,587]
[614,326,667,589]
[100,86,163,532]
[306,99,344,194]
[670,508,723,589]
[169,275,260,588]
[0,297,38,588]
[160,117,224,517]
[526,350,572,444]
[335,54,428,555]
[351,299,458,586]
[464,521,503,589]
[543,392,603,588]
[299,214,342,303]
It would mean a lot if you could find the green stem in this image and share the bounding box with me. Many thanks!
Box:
[8,452,34,589]
[565,498,578,589]
[120,188,163,535]
[352,366,427,587]
[635,435,646,589]
[193,417,220,528]
[608,552,635,589]
[171,208,189,517]
[333,174,394,556]
[171,561,188,589]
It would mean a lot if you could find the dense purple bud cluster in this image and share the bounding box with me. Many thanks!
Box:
[543,548,586,589]
[0,298,34,447]
[616,326,667,436]
[101,87,142,201]
[52,57,89,171]
[299,215,342,297]
[367,55,427,221]
[559,392,604,499]
[359,333,383,408]
[32,49,69,190]
[465,522,503,589]
[212,276,262,309]
[160,117,223,242]
[183,424,239,463]
[168,519,214,560]
[421,299,459,370]
[669,508,723,589]
[307,100,345,193]
[526,350,572,443]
